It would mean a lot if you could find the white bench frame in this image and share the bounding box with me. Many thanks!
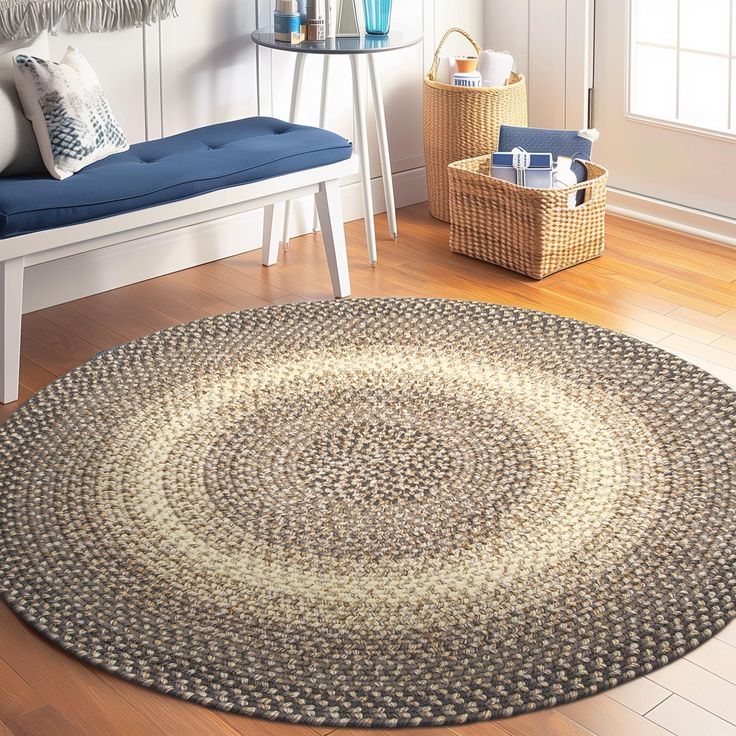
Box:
[0,155,358,404]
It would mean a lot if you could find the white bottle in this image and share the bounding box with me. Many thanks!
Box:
[436,56,456,85]
[554,156,579,208]
[325,0,337,37]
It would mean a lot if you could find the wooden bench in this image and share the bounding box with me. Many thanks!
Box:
[0,117,357,404]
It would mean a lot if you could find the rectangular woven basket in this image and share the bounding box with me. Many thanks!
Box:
[448,155,608,279]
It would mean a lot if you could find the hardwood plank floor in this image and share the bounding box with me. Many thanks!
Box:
[645,696,736,736]
[1,203,734,735]
[6,706,85,736]
[603,677,670,716]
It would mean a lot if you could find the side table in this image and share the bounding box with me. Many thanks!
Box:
[252,29,423,265]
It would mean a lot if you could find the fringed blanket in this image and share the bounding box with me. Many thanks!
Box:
[0,0,176,40]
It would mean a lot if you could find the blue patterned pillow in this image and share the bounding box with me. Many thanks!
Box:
[12,46,128,180]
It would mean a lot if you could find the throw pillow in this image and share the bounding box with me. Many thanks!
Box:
[13,46,129,180]
[0,32,48,176]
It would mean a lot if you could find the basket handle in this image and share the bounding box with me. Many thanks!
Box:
[563,161,607,208]
[427,28,483,82]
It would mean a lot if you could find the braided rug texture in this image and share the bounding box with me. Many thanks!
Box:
[0,298,734,728]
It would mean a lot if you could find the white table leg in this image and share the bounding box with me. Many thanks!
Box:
[313,55,332,233]
[350,54,377,266]
[281,52,307,251]
[368,54,397,240]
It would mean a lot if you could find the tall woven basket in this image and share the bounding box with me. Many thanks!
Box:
[423,28,528,222]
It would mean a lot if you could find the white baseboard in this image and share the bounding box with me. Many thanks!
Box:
[280,165,428,237]
[23,211,264,313]
[607,188,736,248]
[23,167,429,314]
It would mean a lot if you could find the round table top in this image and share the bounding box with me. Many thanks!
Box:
[251,27,423,54]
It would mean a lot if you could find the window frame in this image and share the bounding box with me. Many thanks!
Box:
[625,0,736,141]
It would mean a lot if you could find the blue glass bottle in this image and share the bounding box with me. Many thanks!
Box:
[362,0,392,35]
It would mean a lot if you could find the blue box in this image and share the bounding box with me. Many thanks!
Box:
[499,125,594,203]
[491,151,553,188]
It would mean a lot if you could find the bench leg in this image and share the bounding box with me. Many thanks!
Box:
[262,201,286,267]
[315,179,351,299]
[1,257,24,404]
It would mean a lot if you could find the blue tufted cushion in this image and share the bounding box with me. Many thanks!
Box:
[0,117,353,239]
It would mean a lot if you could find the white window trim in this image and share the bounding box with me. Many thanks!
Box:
[626,0,736,141]
[624,111,736,142]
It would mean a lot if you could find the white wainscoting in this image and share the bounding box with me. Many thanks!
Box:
[484,0,591,130]
[24,0,486,312]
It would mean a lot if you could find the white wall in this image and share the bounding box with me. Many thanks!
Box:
[484,0,591,130]
[24,0,487,312]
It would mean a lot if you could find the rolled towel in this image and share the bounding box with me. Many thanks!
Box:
[478,50,514,87]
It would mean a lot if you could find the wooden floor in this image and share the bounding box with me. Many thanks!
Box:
[1,203,735,736]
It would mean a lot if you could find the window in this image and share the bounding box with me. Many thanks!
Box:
[629,0,736,134]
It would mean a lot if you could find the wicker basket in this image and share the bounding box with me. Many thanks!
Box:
[448,155,608,279]
[423,28,528,223]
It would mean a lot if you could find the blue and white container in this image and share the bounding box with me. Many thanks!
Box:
[275,0,303,42]
[491,149,554,188]
[452,71,482,88]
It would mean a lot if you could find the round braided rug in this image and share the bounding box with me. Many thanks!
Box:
[0,298,734,728]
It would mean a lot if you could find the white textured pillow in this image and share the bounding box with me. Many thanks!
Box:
[13,46,129,180]
[0,32,48,176]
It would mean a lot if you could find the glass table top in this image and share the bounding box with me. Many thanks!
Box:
[251,27,423,54]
